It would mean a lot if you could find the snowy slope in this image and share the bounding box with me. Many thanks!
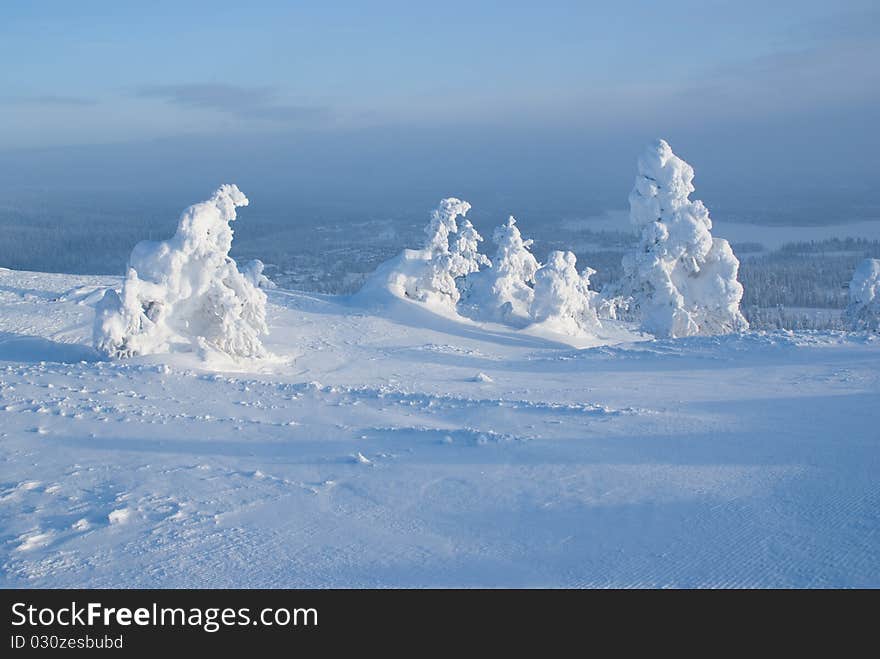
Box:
[1,267,878,587]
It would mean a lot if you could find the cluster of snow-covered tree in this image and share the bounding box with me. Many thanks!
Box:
[364,139,749,339]
[358,197,603,335]
[91,139,880,361]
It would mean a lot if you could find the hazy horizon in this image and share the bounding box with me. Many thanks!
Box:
[1,0,878,222]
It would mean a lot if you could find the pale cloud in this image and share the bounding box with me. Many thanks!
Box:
[135,83,329,123]
[6,94,97,106]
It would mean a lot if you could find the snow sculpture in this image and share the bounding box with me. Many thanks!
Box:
[94,184,269,359]
[845,258,880,331]
[616,139,748,338]
[530,250,601,335]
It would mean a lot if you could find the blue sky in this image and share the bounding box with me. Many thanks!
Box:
[0,0,877,216]
[2,0,877,148]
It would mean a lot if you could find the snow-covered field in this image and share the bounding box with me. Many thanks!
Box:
[1,267,878,587]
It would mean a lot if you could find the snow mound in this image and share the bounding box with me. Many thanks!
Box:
[845,258,880,331]
[357,198,488,311]
[611,139,748,338]
[93,185,269,360]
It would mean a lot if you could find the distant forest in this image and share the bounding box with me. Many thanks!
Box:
[1,196,878,331]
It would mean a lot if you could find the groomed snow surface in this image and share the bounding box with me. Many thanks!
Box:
[1,267,878,587]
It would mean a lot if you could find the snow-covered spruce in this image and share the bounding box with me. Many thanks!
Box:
[462,216,539,324]
[241,259,277,289]
[530,250,601,335]
[93,184,269,359]
[845,258,880,331]
[451,217,490,282]
[358,198,489,310]
[612,139,748,338]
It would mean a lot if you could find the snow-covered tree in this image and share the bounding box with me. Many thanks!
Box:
[614,139,748,338]
[463,216,539,323]
[845,258,880,331]
[241,259,277,289]
[450,218,491,278]
[359,197,489,310]
[530,250,601,335]
[94,184,269,359]
[424,197,469,253]
[413,198,489,305]
[447,217,491,304]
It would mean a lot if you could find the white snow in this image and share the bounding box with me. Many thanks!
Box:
[1,266,878,587]
[108,508,133,525]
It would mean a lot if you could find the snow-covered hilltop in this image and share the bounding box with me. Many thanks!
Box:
[80,141,753,365]
[0,141,878,588]
[358,140,749,348]
[1,265,879,587]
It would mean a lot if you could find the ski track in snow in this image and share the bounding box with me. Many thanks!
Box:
[0,268,878,587]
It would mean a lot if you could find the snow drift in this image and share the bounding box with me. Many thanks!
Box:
[93,184,269,359]
[610,139,748,338]
[845,258,880,331]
